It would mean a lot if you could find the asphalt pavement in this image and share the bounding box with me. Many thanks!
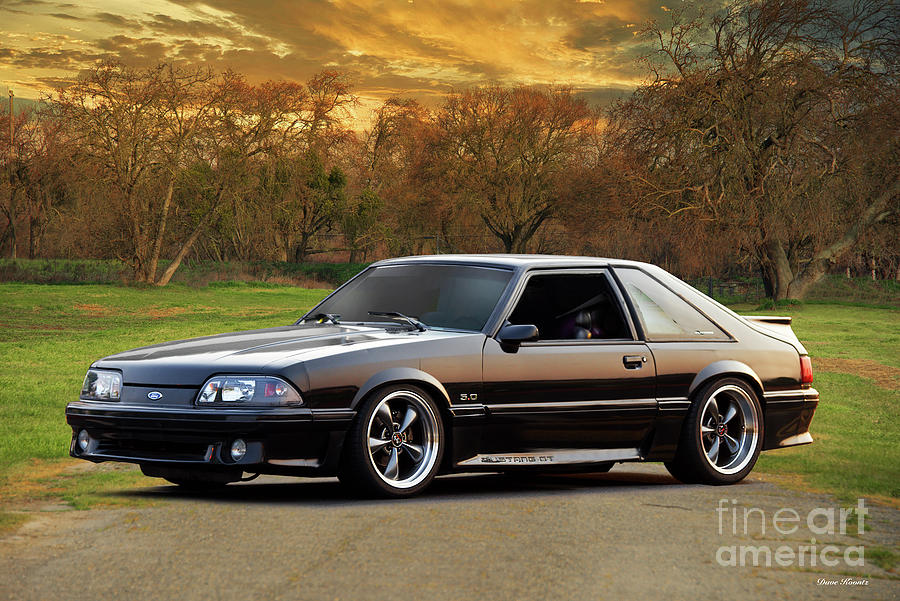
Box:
[1,464,897,601]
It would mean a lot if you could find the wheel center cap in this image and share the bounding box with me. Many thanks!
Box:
[391,432,403,447]
[716,423,727,437]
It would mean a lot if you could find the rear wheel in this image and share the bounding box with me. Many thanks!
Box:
[665,378,763,485]
[339,385,444,497]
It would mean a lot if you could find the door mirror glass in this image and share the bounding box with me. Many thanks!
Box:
[497,324,539,344]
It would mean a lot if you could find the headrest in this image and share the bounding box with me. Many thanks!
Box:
[574,310,592,329]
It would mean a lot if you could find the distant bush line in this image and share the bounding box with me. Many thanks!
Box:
[0,258,369,288]
[2,258,897,309]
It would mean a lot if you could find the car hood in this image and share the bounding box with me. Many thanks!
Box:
[92,324,462,387]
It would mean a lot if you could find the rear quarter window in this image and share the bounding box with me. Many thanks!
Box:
[615,268,730,341]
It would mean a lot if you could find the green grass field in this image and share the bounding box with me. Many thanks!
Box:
[747,302,900,503]
[0,282,330,520]
[0,282,897,528]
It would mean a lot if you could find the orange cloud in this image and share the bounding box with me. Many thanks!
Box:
[1,0,691,114]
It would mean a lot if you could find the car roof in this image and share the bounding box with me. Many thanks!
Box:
[372,254,654,271]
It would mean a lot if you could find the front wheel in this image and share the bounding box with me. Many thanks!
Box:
[339,385,444,497]
[665,378,763,485]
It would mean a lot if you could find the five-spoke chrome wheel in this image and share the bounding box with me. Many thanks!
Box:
[665,377,763,485]
[699,384,759,475]
[365,390,441,489]
[341,385,444,496]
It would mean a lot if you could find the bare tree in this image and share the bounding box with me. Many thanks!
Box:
[257,151,347,262]
[221,72,355,263]
[340,187,384,262]
[49,63,356,283]
[51,62,224,283]
[53,62,164,281]
[436,86,597,253]
[1,104,75,259]
[612,0,900,299]
[361,98,448,255]
[146,64,225,283]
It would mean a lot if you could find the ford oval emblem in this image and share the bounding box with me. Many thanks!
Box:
[147,391,163,401]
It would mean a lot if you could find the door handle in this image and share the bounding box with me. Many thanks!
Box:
[623,355,646,369]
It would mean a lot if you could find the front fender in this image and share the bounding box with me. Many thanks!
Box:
[350,367,452,409]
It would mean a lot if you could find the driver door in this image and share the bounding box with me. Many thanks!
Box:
[480,269,657,454]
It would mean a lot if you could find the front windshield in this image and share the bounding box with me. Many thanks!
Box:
[309,264,513,332]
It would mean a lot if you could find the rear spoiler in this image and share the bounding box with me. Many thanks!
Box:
[741,315,792,325]
[741,315,804,352]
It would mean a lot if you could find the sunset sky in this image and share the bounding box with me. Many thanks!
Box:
[1,0,686,119]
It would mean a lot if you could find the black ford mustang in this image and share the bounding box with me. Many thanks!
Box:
[67,255,818,497]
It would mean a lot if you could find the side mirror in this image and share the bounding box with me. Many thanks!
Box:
[497,324,539,345]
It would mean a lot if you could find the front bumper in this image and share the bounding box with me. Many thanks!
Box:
[66,401,347,474]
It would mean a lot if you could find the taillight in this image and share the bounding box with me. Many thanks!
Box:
[800,355,813,386]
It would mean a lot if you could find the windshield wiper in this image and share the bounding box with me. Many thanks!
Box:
[305,313,341,325]
[368,311,427,332]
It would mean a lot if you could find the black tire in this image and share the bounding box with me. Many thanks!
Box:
[665,378,763,485]
[339,385,444,498]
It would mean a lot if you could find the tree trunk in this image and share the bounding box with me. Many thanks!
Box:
[759,263,775,298]
[155,210,215,286]
[510,236,531,254]
[126,189,154,283]
[6,187,17,259]
[272,230,288,262]
[0,218,12,256]
[28,198,44,259]
[764,239,794,300]
[148,178,176,283]
[295,232,313,263]
[787,181,899,299]
[155,186,226,287]
[28,218,37,259]
[440,222,458,254]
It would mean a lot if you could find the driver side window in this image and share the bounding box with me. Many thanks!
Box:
[507,272,631,341]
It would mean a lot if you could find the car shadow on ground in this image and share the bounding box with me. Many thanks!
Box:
[112,466,751,507]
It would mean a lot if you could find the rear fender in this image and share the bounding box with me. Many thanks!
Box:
[688,360,764,401]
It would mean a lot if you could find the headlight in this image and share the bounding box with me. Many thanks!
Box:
[80,369,122,401]
[196,375,303,407]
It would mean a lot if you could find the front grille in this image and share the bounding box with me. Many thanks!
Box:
[93,437,214,462]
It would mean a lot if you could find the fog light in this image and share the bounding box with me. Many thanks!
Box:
[230,439,247,462]
[77,430,91,452]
